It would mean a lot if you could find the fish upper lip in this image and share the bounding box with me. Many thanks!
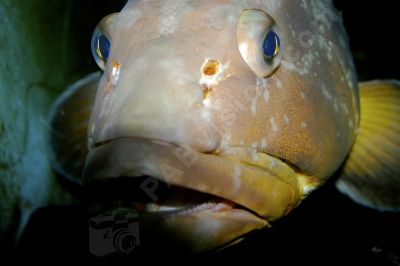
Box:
[83,137,302,220]
[89,136,175,150]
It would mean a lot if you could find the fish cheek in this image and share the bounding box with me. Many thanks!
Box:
[205,74,259,141]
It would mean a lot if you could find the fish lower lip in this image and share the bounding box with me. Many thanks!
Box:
[83,138,302,220]
[85,176,239,216]
[90,197,238,218]
[84,180,268,254]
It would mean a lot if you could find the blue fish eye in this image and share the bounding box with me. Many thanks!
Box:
[262,30,280,59]
[97,34,110,61]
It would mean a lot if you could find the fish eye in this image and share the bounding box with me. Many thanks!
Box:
[97,34,111,62]
[92,33,111,64]
[237,9,283,77]
[262,30,280,60]
[91,29,111,70]
[90,13,119,70]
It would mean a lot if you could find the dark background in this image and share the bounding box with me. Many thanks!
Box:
[334,1,399,81]
[14,1,400,264]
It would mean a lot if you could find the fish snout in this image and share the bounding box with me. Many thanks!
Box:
[88,40,223,153]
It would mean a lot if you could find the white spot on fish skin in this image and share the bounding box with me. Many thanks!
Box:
[300,91,306,100]
[349,119,354,128]
[251,100,257,115]
[276,79,283,89]
[240,140,244,146]
[322,86,333,102]
[327,41,334,61]
[315,34,333,62]
[270,117,279,132]
[300,51,316,75]
[301,122,307,128]
[333,98,339,113]
[232,165,242,194]
[341,103,349,114]
[256,77,261,87]
[345,71,354,90]
[284,114,290,124]
[159,15,179,35]
[281,60,297,72]
[261,138,267,150]
[263,88,270,103]
[262,78,268,88]
[336,131,341,139]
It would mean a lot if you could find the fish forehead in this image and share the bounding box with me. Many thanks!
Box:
[92,0,359,179]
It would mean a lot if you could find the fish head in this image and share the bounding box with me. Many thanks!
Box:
[84,0,360,253]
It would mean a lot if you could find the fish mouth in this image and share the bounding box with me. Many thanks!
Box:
[83,137,303,252]
[85,174,249,218]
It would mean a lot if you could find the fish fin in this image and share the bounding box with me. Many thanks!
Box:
[336,80,400,211]
[47,72,100,185]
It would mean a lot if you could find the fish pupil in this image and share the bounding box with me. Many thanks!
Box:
[262,30,280,59]
[97,34,110,61]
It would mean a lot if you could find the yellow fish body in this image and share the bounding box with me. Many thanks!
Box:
[49,0,400,253]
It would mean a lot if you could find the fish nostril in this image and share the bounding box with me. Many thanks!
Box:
[200,59,221,99]
[108,61,121,88]
[202,59,220,77]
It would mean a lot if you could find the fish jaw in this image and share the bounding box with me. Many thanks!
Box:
[83,137,303,252]
[139,201,268,254]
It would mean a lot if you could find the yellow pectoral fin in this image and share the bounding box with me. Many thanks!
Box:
[336,80,400,211]
[48,72,100,184]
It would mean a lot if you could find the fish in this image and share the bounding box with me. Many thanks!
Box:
[48,0,400,254]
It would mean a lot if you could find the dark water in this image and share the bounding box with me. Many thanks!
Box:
[334,1,400,81]
[9,0,400,264]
